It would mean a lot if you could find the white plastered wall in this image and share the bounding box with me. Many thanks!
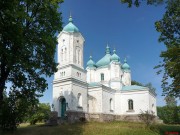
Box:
[101,88,115,114]
[120,90,150,115]
[88,87,103,113]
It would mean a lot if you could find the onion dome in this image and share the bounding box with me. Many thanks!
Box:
[87,55,96,68]
[122,58,130,72]
[110,49,120,62]
[63,16,79,33]
[96,45,111,67]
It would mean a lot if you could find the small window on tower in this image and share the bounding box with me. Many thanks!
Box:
[101,73,104,81]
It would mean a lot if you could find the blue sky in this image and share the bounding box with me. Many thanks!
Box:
[40,0,169,106]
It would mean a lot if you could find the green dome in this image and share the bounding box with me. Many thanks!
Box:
[63,16,79,32]
[122,58,130,72]
[110,49,120,62]
[87,56,96,68]
[96,45,111,67]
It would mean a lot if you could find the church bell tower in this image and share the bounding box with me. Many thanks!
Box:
[53,16,88,117]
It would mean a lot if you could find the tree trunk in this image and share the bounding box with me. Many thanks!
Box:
[0,66,10,107]
[0,80,5,107]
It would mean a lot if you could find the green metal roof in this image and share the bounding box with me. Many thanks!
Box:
[110,49,120,62]
[63,16,79,33]
[122,58,130,72]
[122,85,147,91]
[96,45,111,67]
[88,82,101,87]
[87,56,96,68]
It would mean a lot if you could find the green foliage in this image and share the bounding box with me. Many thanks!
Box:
[138,110,156,127]
[155,0,180,98]
[0,0,63,103]
[164,95,177,107]
[157,106,180,124]
[0,89,39,131]
[131,81,156,94]
[131,80,143,86]
[25,103,51,125]
[120,0,164,7]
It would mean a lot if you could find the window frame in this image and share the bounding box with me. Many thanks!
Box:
[101,73,104,81]
[128,99,134,110]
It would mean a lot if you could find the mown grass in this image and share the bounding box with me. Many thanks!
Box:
[1,121,180,135]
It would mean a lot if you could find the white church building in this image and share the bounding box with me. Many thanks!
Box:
[52,16,157,122]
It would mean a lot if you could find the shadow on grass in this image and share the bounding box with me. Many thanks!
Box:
[150,124,180,135]
[1,122,85,135]
[1,122,180,135]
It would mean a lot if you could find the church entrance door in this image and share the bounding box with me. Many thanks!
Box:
[61,98,66,117]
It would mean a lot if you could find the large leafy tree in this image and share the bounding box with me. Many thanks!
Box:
[155,0,180,98]
[0,0,63,105]
[121,0,180,98]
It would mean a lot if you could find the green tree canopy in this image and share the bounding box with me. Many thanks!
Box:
[120,0,164,7]
[0,0,63,104]
[25,103,51,125]
[155,0,180,98]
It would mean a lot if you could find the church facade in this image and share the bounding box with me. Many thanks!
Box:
[52,16,157,121]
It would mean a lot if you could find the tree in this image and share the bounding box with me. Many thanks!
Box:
[0,0,63,105]
[120,0,164,7]
[157,106,180,124]
[0,89,39,131]
[144,83,156,93]
[157,95,179,124]
[25,103,51,125]
[138,110,156,127]
[155,0,180,98]
[120,0,180,98]
[131,80,143,86]
[164,95,177,107]
[131,81,156,93]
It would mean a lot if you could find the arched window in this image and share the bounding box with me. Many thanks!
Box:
[61,49,63,62]
[101,73,104,81]
[128,99,133,110]
[75,47,78,64]
[77,93,82,107]
[78,49,80,64]
[110,98,113,111]
[64,48,67,61]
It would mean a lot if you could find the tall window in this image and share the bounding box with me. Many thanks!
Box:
[101,73,104,81]
[75,48,78,63]
[110,98,113,111]
[65,48,67,61]
[78,50,80,64]
[128,99,133,110]
[77,93,82,107]
[61,49,63,62]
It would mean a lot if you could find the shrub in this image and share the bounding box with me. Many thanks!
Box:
[138,110,156,127]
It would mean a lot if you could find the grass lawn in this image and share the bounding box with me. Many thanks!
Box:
[1,121,180,135]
